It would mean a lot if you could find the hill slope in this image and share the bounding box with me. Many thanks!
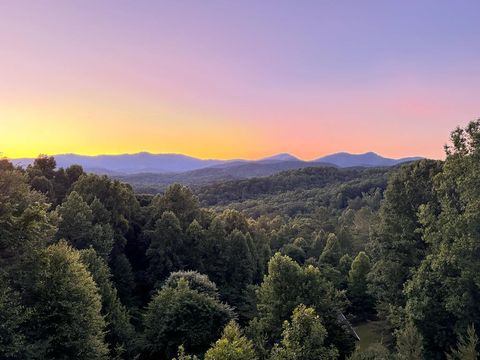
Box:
[115,160,335,193]
[316,152,422,167]
[195,166,392,217]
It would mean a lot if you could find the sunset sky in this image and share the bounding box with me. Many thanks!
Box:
[1,0,479,160]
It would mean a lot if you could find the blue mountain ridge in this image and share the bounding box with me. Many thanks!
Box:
[10,151,423,174]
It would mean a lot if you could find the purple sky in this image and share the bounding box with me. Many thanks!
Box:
[1,0,479,159]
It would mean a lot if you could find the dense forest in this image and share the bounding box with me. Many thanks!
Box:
[2,120,480,359]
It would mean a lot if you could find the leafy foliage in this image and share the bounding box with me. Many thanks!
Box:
[270,304,339,360]
[80,249,138,359]
[22,242,109,359]
[348,252,375,322]
[0,278,30,359]
[204,320,258,360]
[395,320,423,360]
[255,253,355,357]
[143,278,234,359]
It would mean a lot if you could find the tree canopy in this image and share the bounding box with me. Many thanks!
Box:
[3,120,480,359]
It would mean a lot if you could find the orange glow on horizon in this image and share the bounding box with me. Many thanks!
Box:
[1,2,479,162]
[1,103,447,161]
[0,101,266,160]
[1,84,469,161]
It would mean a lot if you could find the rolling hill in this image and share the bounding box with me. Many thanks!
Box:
[11,152,226,174]
[11,151,422,174]
[316,152,422,168]
[10,151,422,192]
[115,159,335,193]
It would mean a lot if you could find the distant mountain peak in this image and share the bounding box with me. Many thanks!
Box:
[315,152,423,167]
[261,153,299,161]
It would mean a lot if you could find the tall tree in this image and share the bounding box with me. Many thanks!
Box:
[0,169,56,269]
[368,159,442,313]
[80,249,138,359]
[405,120,480,355]
[319,233,342,266]
[163,270,220,299]
[57,191,114,257]
[172,346,199,360]
[348,251,374,321]
[150,184,200,228]
[255,253,355,357]
[56,191,92,242]
[0,278,29,359]
[348,343,392,360]
[198,216,228,287]
[143,278,234,360]
[204,321,258,360]
[184,219,205,271]
[111,253,136,307]
[146,211,184,287]
[28,155,56,179]
[0,158,14,171]
[269,304,338,360]
[447,325,479,360]
[27,155,58,202]
[222,229,255,313]
[73,174,139,235]
[395,320,423,360]
[22,242,108,359]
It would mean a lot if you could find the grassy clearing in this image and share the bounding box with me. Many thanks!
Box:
[354,320,392,352]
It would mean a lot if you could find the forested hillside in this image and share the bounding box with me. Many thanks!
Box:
[114,160,335,193]
[196,166,390,216]
[2,121,480,359]
[114,155,417,194]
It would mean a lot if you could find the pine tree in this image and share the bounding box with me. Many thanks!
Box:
[56,191,94,246]
[147,211,184,286]
[172,345,199,360]
[348,251,374,321]
[319,233,342,266]
[204,321,258,360]
[222,229,254,311]
[110,253,136,307]
[184,219,205,270]
[447,325,479,360]
[395,320,423,360]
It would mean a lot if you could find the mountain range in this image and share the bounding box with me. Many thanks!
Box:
[10,151,422,193]
[11,151,422,175]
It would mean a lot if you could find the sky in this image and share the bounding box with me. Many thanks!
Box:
[1,0,479,160]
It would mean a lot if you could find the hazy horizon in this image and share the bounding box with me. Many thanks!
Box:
[6,150,426,162]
